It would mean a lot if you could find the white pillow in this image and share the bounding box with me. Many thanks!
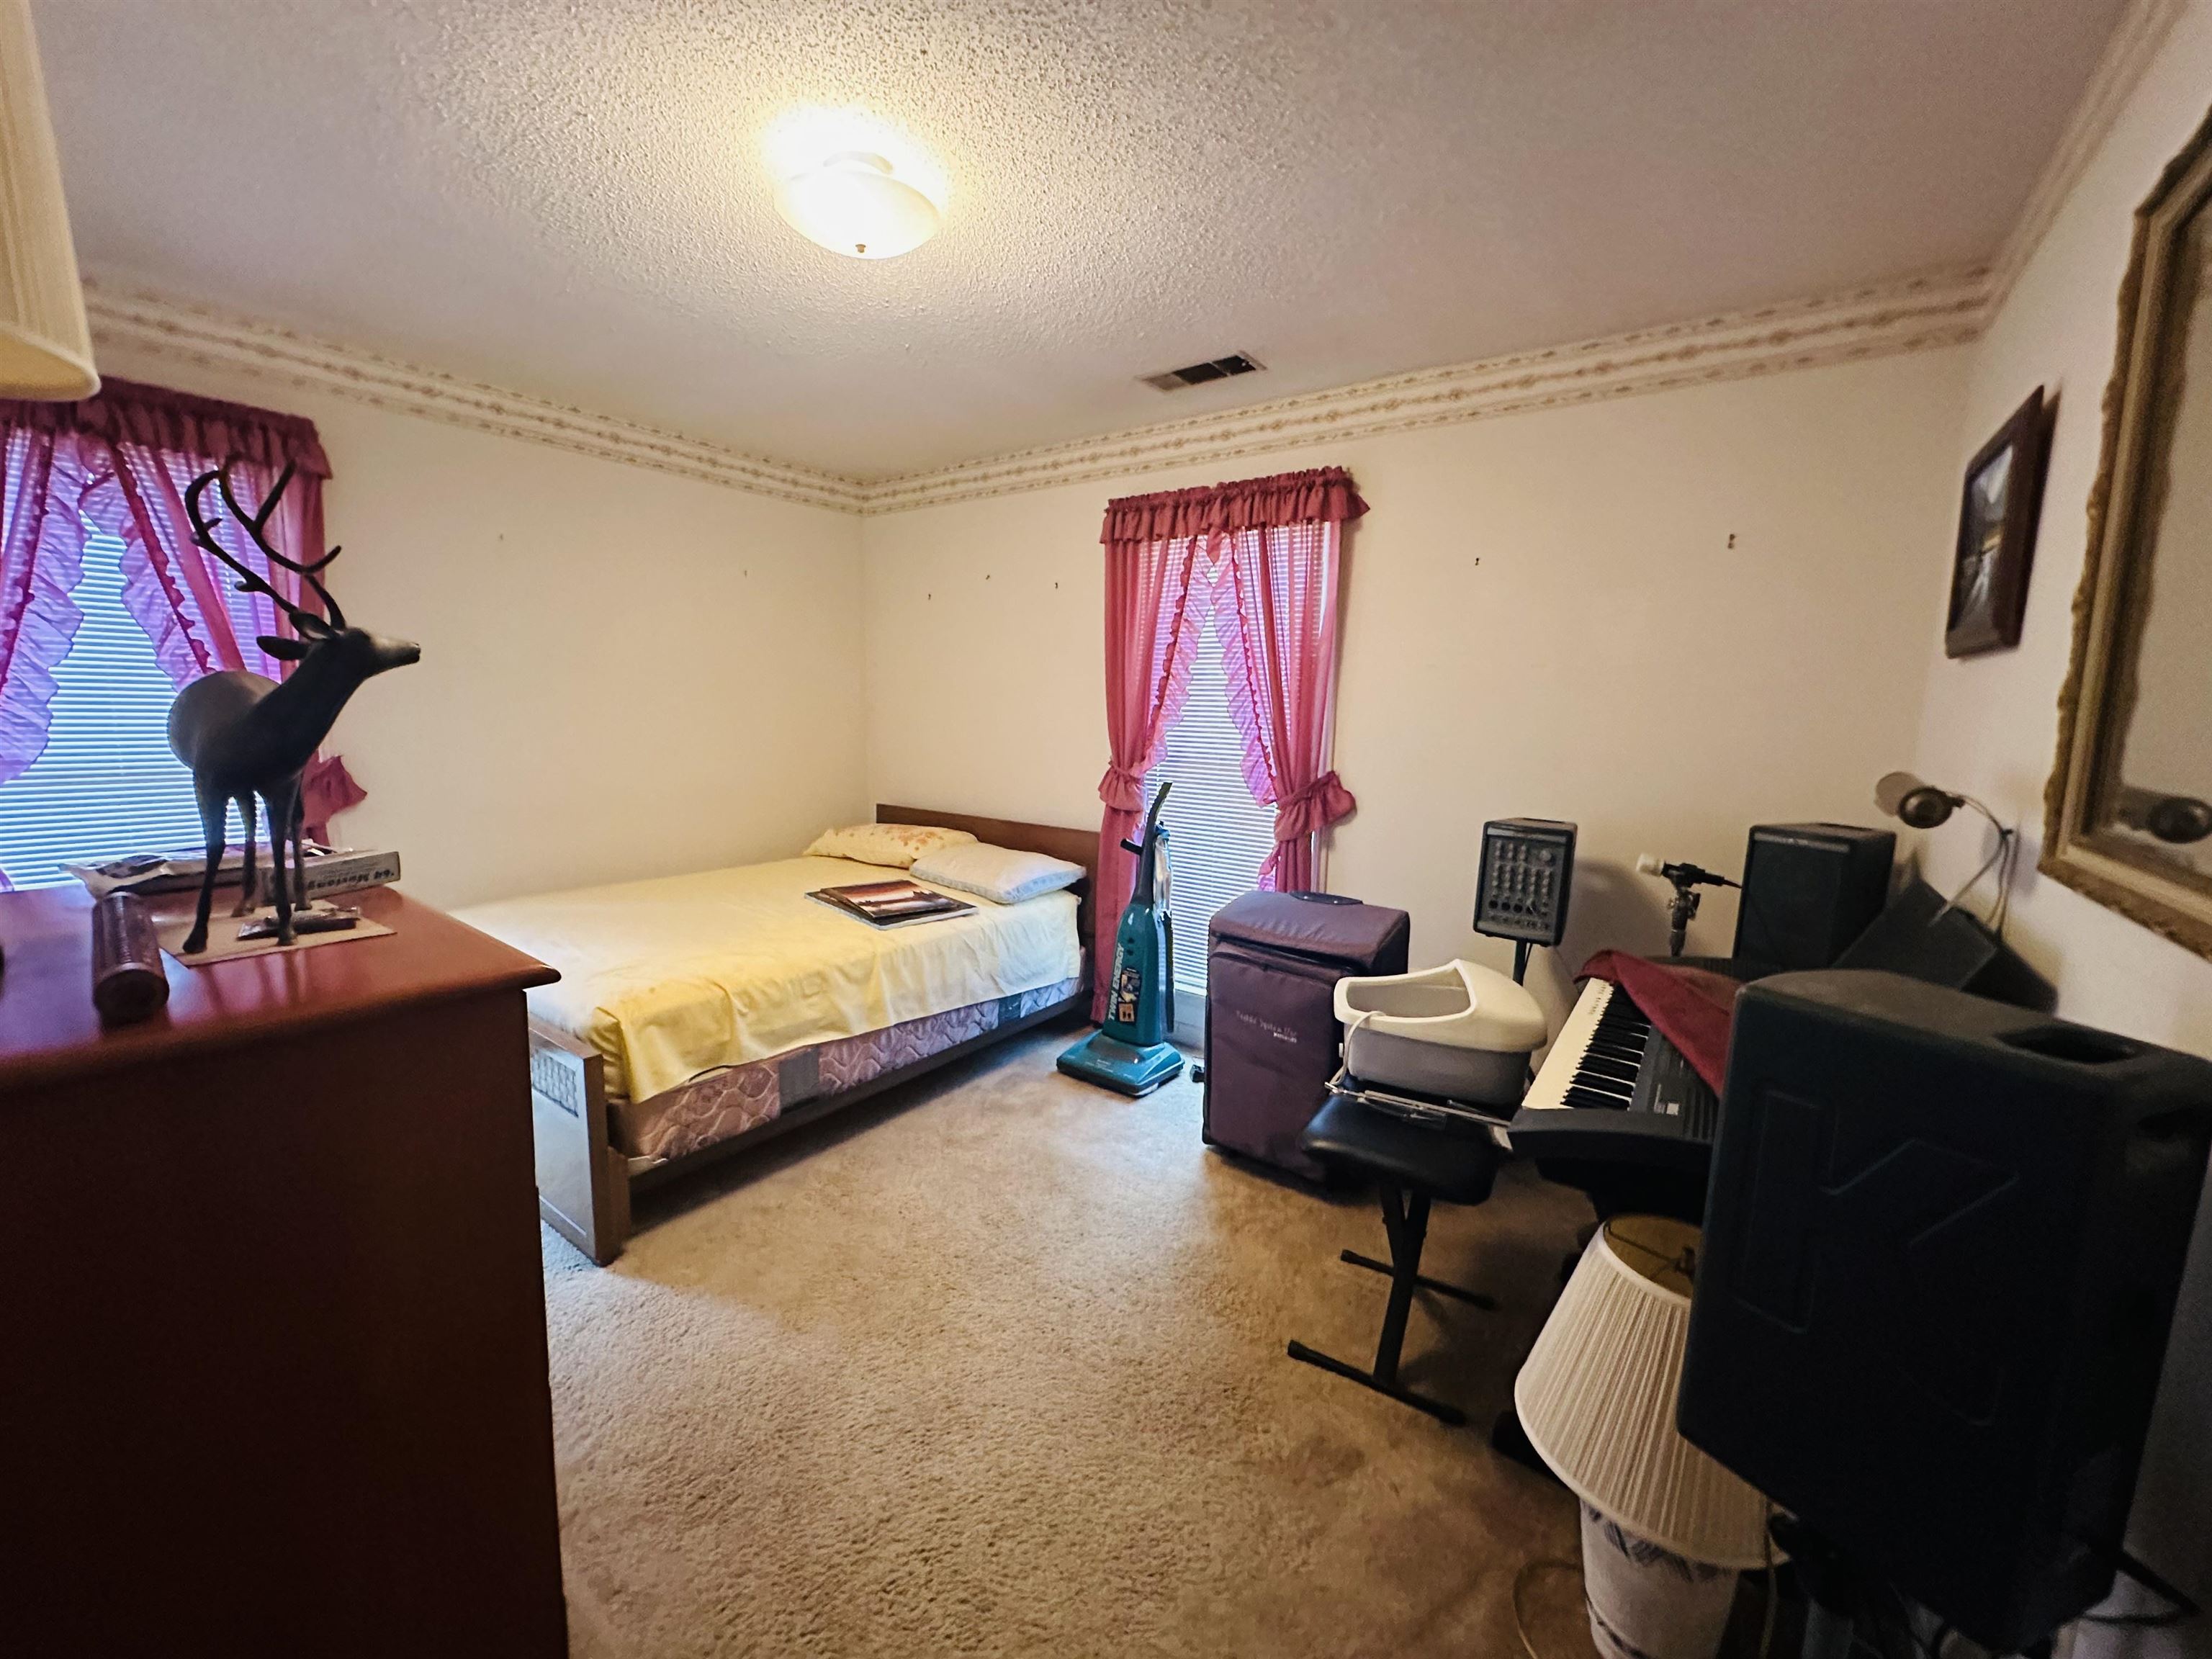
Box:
[911,842,1085,905]
[804,822,977,869]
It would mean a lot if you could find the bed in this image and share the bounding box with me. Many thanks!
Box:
[457,806,1095,1264]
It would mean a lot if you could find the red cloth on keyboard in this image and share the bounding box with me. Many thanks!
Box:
[1578,950,1743,1093]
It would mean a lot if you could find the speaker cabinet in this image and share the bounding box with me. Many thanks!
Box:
[1732,822,1894,975]
[1834,876,2055,1011]
[1679,971,2212,1650]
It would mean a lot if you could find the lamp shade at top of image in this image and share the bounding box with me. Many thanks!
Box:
[773,150,941,260]
[0,0,95,398]
[1514,1216,1772,1571]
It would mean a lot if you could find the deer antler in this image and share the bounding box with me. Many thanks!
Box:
[184,467,336,640]
[215,462,347,631]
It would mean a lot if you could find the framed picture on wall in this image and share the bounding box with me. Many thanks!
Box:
[1946,386,2052,657]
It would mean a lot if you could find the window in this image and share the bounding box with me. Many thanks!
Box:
[1144,606,1278,999]
[0,524,234,888]
[0,387,347,890]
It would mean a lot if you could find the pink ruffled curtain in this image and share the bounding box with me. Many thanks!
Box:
[0,380,364,845]
[1094,529,1210,1017]
[0,379,367,842]
[1092,466,1366,1013]
[0,425,91,801]
[1210,516,1354,891]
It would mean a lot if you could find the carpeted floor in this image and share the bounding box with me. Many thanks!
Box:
[544,1029,1599,1659]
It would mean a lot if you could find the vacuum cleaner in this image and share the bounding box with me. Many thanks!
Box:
[1058,780,1187,1096]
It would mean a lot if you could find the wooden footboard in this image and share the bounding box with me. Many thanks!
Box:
[528,1017,629,1265]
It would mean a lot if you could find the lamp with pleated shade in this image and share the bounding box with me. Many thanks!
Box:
[0,0,96,400]
[1516,1216,1773,1659]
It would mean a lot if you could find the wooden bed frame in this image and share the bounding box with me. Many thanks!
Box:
[527,805,1097,1264]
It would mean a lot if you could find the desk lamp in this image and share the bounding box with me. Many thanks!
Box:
[1873,771,2017,930]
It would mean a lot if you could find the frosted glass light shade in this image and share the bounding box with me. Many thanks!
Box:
[0,0,94,399]
[773,151,940,261]
[1514,1216,1773,1570]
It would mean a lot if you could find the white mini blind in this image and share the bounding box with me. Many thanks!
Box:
[1145,609,1277,997]
[0,526,233,889]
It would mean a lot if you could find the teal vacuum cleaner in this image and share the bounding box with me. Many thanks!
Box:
[1058,781,1187,1096]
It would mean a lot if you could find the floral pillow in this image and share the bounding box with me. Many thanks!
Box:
[804,822,978,870]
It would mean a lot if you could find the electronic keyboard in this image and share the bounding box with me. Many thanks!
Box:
[1506,978,1719,1177]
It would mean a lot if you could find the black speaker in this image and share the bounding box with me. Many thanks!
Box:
[1732,822,1894,974]
[1679,971,2212,1650]
[1833,876,2055,1010]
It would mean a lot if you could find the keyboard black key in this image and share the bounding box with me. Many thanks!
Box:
[1579,1056,1642,1085]
[1564,1086,1630,1110]
[1569,1073,1634,1101]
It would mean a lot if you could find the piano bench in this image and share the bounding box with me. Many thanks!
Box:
[1285,1095,1503,1426]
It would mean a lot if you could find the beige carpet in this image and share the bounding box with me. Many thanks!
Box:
[544,1030,1599,1659]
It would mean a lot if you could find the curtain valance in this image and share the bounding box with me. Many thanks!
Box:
[0,377,331,478]
[1100,466,1368,546]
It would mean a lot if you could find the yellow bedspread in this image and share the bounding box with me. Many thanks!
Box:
[457,857,1083,1102]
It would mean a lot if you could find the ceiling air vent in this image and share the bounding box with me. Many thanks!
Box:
[1142,351,1265,392]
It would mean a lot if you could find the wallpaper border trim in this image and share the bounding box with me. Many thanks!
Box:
[1985,0,2185,314]
[84,282,871,512]
[87,270,1990,516]
[863,269,1990,513]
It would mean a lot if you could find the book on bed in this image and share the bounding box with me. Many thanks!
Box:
[808,879,976,928]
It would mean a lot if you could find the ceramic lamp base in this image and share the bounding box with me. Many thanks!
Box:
[1581,1503,1739,1659]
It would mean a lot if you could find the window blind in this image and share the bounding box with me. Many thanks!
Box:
[0,527,235,889]
[1145,609,1277,997]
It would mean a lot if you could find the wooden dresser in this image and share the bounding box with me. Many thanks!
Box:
[0,886,567,1658]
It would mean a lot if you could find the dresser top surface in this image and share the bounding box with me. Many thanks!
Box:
[0,886,557,1089]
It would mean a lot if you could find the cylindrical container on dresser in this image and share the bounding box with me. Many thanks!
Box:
[90,891,168,1025]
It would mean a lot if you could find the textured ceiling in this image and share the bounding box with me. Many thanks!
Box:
[40,0,2125,482]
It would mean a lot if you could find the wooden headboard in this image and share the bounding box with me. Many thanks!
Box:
[876,804,1097,950]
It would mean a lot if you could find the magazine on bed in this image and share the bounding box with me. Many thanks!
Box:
[808,878,976,928]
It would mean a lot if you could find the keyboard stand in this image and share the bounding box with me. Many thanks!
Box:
[1286,1185,1497,1426]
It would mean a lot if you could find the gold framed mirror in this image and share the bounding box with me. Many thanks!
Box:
[2045,104,2212,958]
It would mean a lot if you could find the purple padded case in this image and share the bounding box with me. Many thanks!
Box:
[1203,891,1411,1179]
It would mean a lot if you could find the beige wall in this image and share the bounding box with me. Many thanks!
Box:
[863,346,1969,1026]
[96,345,870,909]
[1908,6,2212,1641]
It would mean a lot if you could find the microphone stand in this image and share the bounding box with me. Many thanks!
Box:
[1664,878,1702,960]
[1639,857,1739,959]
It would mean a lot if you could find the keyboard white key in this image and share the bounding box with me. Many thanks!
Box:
[1521,979,1614,1113]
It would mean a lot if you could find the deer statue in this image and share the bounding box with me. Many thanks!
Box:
[168,462,420,953]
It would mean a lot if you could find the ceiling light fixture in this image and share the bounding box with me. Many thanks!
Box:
[773,150,940,260]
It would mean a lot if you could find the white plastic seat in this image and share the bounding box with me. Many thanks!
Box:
[1334,959,1547,1105]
